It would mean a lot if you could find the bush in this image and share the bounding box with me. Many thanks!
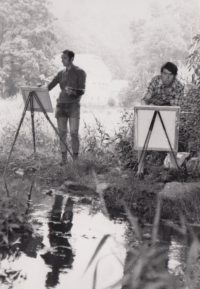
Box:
[179,85,200,155]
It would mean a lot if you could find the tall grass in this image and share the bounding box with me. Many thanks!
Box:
[0,96,135,188]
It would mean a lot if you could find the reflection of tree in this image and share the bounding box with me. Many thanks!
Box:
[41,195,74,288]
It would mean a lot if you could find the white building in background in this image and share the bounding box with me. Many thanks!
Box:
[53,53,112,106]
[74,54,112,105]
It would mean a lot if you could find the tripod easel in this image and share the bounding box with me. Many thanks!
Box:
[137,110,179,176]
[3,90,73,176]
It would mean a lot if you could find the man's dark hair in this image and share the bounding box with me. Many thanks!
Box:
[62,50,75,61]
[161,62,178,76]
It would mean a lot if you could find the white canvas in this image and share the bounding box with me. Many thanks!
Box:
[21,86,53,113]
[134,105,180,151]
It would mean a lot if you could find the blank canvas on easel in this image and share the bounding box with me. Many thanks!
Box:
[134,105,180,151]
[21,86,53,113]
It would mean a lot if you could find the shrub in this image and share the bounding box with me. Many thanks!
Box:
[179,85,200,155]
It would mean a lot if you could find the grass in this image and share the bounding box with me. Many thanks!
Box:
[1,95,200,225]
[0,96,129,187]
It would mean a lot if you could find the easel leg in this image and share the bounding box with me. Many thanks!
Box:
[158,111,179,170]
[136,111,158,176]
[169,151,178,169]
[3,93,31,176]
[30,92,36,153]
[137,150,145,174]
[32,91,73,158]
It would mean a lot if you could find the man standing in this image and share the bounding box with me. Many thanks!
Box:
[48,50,86,165]
[139,62,184,174]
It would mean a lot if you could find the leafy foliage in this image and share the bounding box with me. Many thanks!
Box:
[0,0,57,97]
[114,110,137,170]
[82,110,138,171]
[0,191,33,246]
[127,0,200,101]
[83,116,113,159]
[179,85,200,154]
[185,34,200,87]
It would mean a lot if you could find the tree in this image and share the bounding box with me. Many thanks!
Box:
[0,0,57,97]
[51,0,132,79]
[129,0,200,94]
[185,34,200,87]
[179,33,200,153]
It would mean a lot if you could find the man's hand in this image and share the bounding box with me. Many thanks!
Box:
[65,86,76,95]
[141,100,148,105]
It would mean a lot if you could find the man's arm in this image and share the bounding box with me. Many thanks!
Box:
[141,99,148,105]
[47,73,59,91]
[66,70,87,96]
[141,77,156,105]
[76,70,87,97]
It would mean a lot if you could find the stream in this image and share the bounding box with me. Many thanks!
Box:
[0,181,198,289]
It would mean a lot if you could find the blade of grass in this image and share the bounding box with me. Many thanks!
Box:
[92,169,110,219]
[92,262,98,289]
[101,277,123,289]
[151,195,163,246]
[185,238,200,287]
[3,176,10,197]
[84,234,111,274]
[110,247,124,266]
[91,257,105,289]
[124,203,142,241]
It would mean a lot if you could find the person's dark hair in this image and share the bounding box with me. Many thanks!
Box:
[161,62,178,76]
[62,50,75,61]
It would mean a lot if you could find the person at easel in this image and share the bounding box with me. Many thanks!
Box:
[139,62,184,176]
[47,50,87,165]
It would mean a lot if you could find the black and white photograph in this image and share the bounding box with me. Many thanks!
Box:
[0,0,200,288]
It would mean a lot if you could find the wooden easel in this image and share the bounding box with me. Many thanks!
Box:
[3,90,72,176]
[137,110,179,176]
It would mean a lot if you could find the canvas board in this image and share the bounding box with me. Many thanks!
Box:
[21,86,53,113]
[134,105,180,151]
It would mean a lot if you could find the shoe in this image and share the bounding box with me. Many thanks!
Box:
[73,153,79,161]
[136,172,144,181]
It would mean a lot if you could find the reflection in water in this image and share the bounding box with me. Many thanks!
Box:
[3,185,200,289]
[21,236,43,258]
[122,222,188,289]
[41,195,74,288]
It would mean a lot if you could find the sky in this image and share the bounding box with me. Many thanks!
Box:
[50,0,150,21]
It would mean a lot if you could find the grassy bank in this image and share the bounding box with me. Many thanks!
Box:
[1,93,200,225]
